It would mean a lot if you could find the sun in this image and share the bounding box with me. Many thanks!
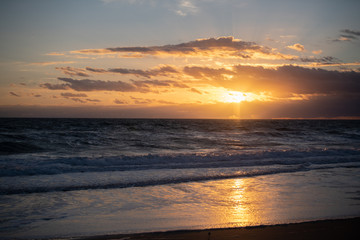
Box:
[221,91,248,103]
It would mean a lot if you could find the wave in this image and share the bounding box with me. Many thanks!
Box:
[0,146,360,176]
[0,141,44,155]
[1,162,359,195]
[1,148,359,176]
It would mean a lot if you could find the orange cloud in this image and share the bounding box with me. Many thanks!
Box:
[287,43,305,52]
[312,50,323,55]
[29,61,75,66]
[45,52,65,56]
[70,49,115,55]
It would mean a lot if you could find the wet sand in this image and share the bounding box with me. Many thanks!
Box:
[77,217,360,240]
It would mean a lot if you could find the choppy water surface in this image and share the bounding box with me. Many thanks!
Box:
[0,119,359,239]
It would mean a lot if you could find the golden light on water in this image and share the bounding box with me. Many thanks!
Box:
[228,178,264,226]
[230,179,248,222]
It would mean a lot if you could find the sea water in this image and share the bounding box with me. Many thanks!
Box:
[0,119,359,239]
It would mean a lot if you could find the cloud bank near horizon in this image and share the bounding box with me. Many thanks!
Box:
[70,36,297,60]
[5,35,360,118]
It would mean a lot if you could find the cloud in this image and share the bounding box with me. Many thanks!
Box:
[176,0,198,16]
[157,99,176,105]
[40,83,70,90]
[45,52,65,56]
[60,92,88,98]
[298,56,340,64]
[312,50,323,55]
[86,65,178,78]
[183,66,234,82]
[333,29,360,42]
[56,67,90,77]
[130,96,153,104]
[59,92,93,104]
[131,79,189,88]
[190,88,202,94]
[9,92,20,97]
[287,43,305,52]
[69,98,87,103]
[29,61,75,66]
[70,49,115,55]
[2,98,359,119]
[333,36,353,42]
[341,29,360,37]
[85,67,107,73]
[86,98,101,103]
[41,77,190,93]
[72,36,291,60]
[184,64,360,96]
[340,34,357,40]
[114,99,127,104]
[54,77,140,92]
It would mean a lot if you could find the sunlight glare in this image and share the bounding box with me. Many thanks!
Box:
[222,91,248,103]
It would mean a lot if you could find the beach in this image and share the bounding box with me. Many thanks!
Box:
[77,218,360,240]
[2,0,360,238]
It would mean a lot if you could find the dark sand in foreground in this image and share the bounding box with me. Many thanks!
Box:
[77,217,360,240]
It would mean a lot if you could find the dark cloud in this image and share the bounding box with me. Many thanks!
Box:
[333,29,360,42]
[61,92,88,98]
[87,65,178,78]
[107,68,151,77]
[183,66,234,81]
[76,37,279,59]
[40,83,69,90]
[86,67,107,73]
[340,34,357,40]
[9,92,20,97]
[86,99,101,103]
[114,99,127,104]
[70,98,87,103]
[50,78,140,92]
[190,88,202,94]
[130,96,153,104]
[59,92,90,103]
[341,29,360,36]
[298,56,341,64]
[237,65,360,95]
[56,67,90,77]
[131,79,189,89]
[109,65,177,78]
[41,77,189,93]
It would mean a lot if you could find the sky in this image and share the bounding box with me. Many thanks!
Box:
[0,0,360,119]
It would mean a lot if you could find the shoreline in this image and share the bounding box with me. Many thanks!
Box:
[74,217,360,240]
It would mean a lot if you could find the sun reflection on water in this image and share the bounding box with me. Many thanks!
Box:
[225,178,263,227]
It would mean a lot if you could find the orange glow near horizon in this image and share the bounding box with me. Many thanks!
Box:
[221,91,249,103]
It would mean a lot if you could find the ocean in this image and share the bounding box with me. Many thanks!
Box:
[1,119,360,239]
